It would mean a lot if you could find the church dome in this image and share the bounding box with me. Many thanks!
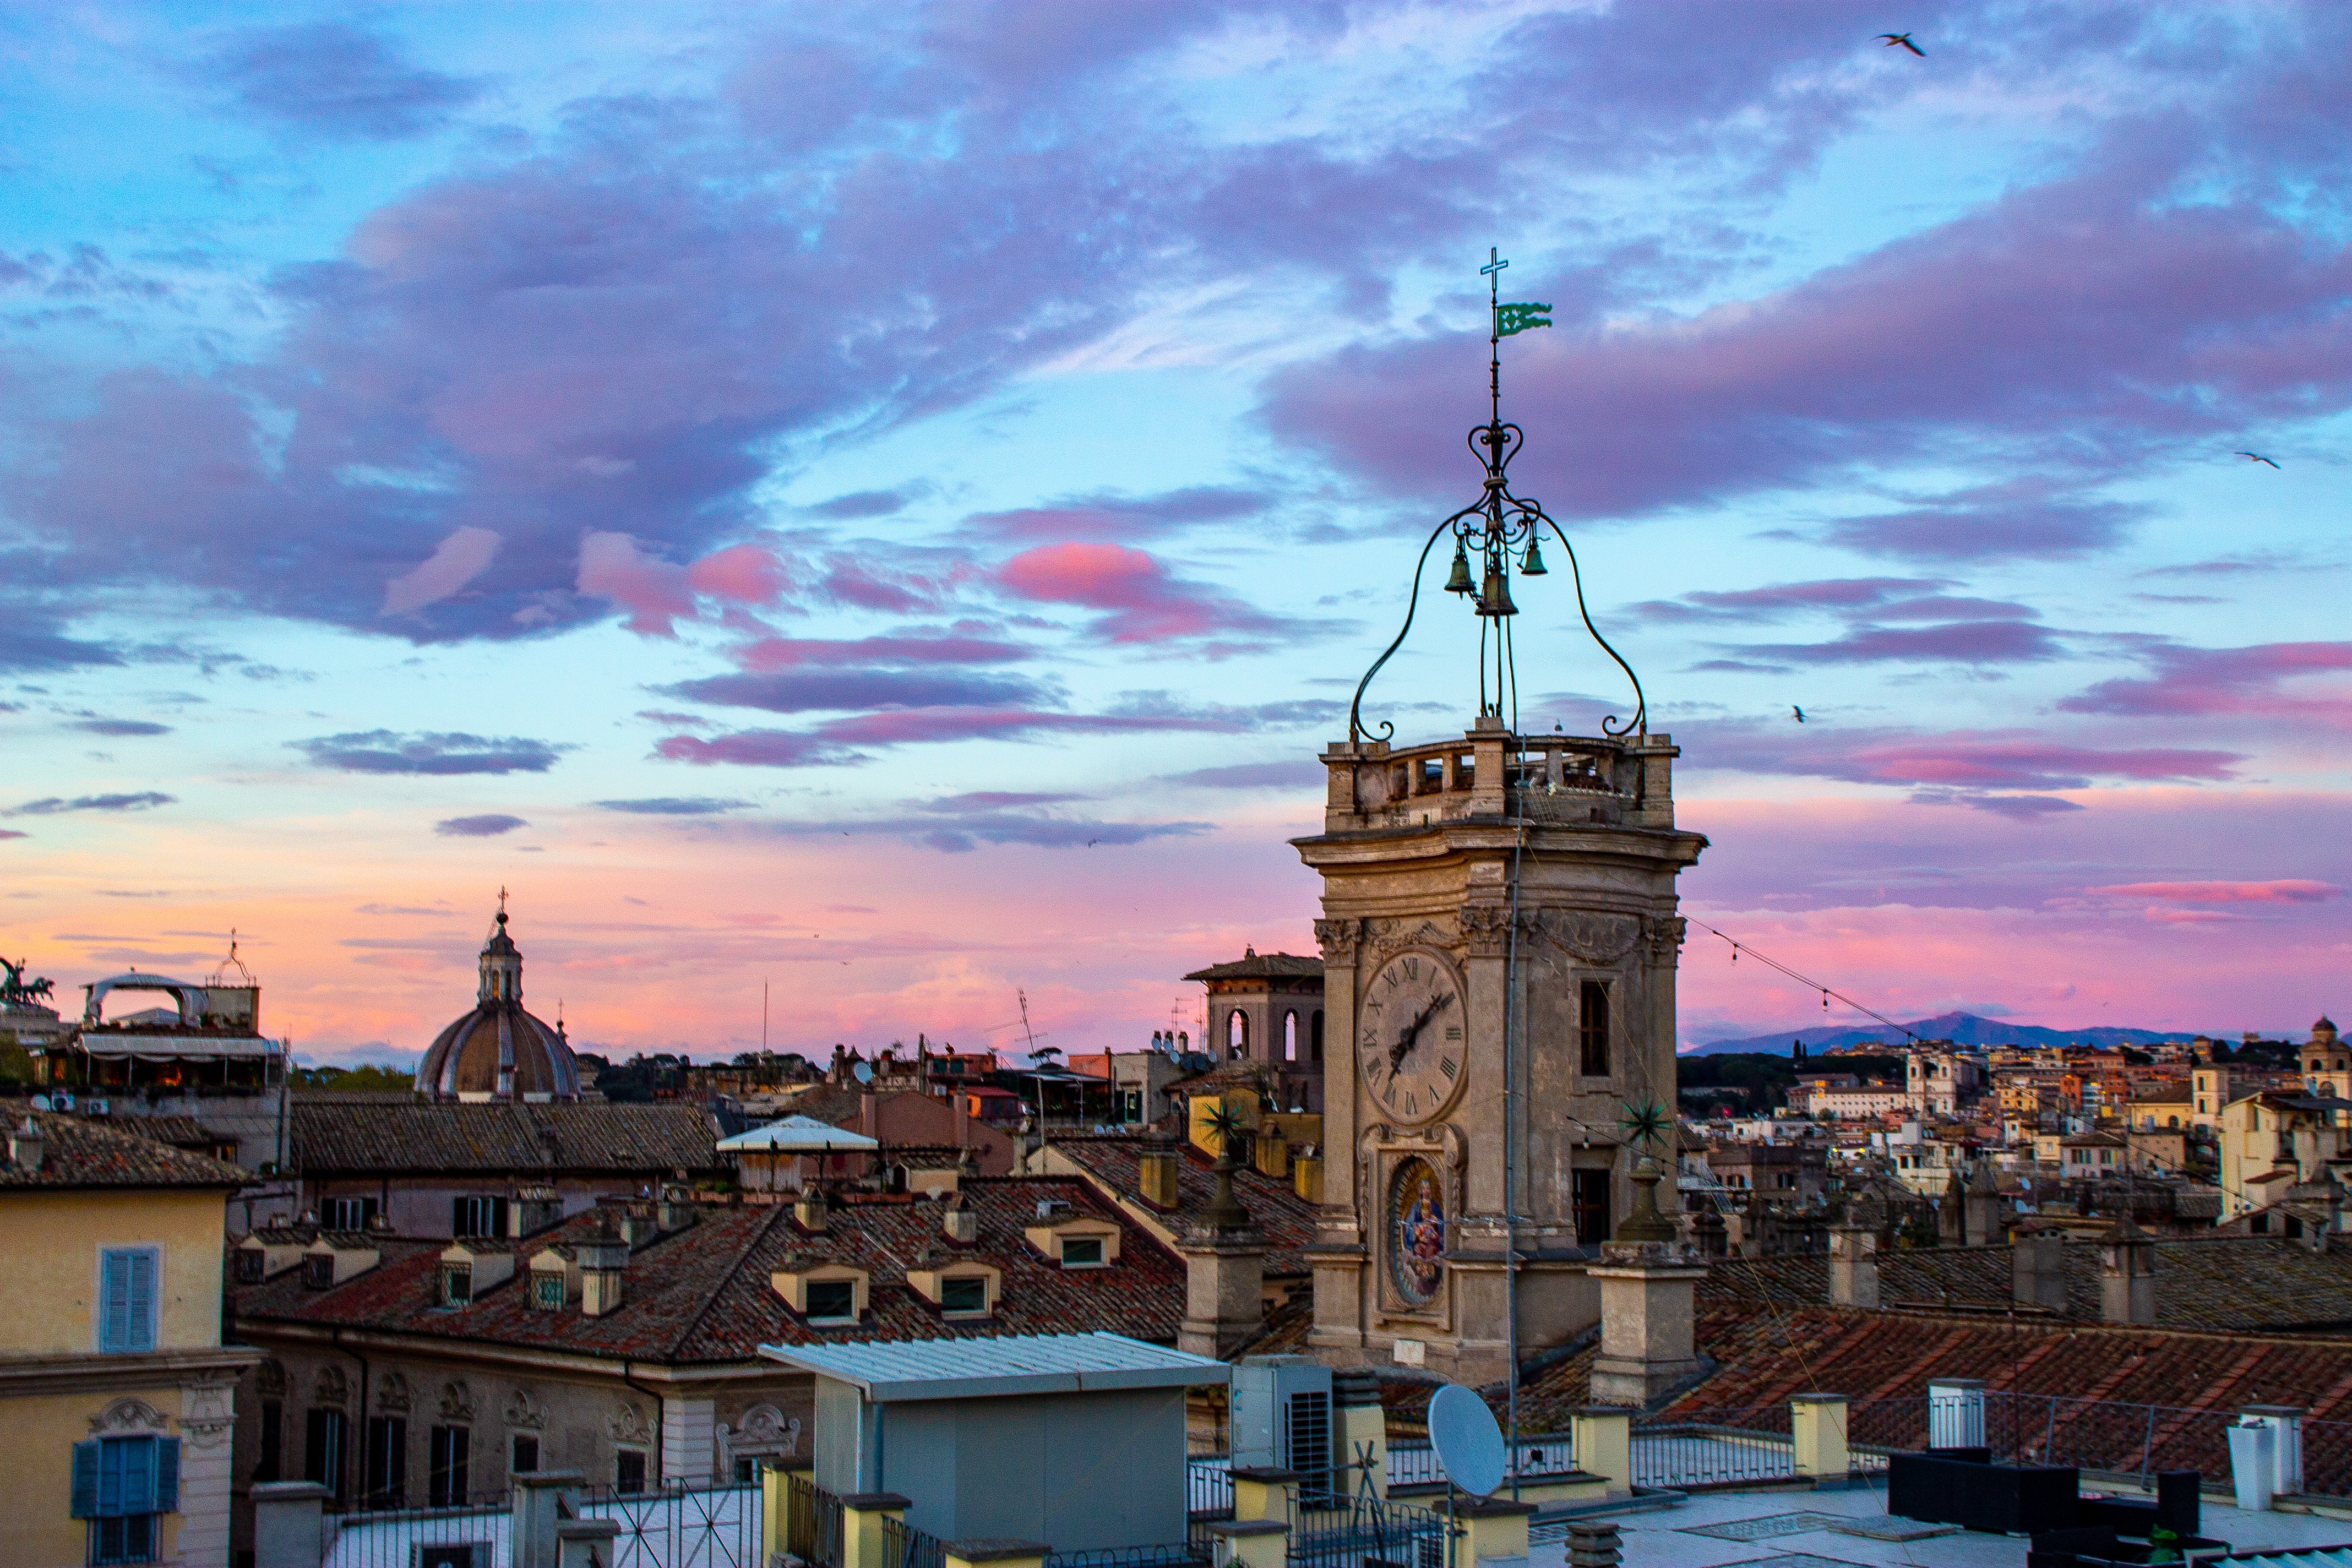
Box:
[416,903,580,1102]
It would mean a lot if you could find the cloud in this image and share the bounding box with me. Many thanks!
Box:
[1728,619,2066,667]
[806,490,910,520]
[383,526,500,615]
[593,797,754,815]
[69,719,171,737]
[2085,879,2340,904]
[654,730,869,769]
[291,731,573,775]
[1681,721,2244,793]
[1163,761,1325,789]
[994,542,1282,645]
[0,830,26,840]
[1822,494,2146,563]
[434,813,527,837]
[665,669,1049,715]
[0,615,123,673]
[730,635,1029,672]
[7,792,176,815]
[2059,640,2352,726]
[656,693,1337,767]
[966,486,1266,544]
[204,23,478,140]
[778,789,1213,853]
[1630,578,1949,625]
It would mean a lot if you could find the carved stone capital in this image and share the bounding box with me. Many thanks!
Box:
[1313,917,1361,967]
[1525,910,1641,965]
[1459,905,1510,959]
[1645,914,1688,966]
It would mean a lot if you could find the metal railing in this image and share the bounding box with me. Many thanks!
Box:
[1186,1458,1234,1520]
[1284,1488,1449,1568]
[1049,1544,1213,1568]
[1630,1406,1794,1490]
[582,1479,762,1568]
[1844,1398,1926,1473]
[790,1472,847,1568]
[322,1497,508,1568]
[1383,1435,1577,1488]
[885,1515,950,1568]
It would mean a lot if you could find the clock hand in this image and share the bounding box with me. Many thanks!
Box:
[1389,998,1440,1072]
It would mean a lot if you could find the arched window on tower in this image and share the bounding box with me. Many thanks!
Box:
[1228,1010,1248,1061]
[1311,1011,1325,1064]
[1284,1011,1298,1063]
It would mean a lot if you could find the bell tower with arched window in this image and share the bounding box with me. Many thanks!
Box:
[1184,949,1326,1112]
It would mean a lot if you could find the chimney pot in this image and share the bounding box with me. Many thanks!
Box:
[9,1117,45,1174]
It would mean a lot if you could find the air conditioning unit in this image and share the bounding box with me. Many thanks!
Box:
[1231,1356,1334,1489]
[86,1099,109,1116]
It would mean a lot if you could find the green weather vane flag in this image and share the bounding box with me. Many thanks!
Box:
[1495,301,1551,336]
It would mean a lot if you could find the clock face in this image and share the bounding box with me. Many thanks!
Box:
[1358,950,1467,1125]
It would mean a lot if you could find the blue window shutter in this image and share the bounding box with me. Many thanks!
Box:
[129,1250,157,1352]
[70,1440,99,1518]
[155,1438,181,1513]
[100,1250,129,1352]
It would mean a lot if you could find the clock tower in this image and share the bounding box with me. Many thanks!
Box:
[1292,251,1708,1385]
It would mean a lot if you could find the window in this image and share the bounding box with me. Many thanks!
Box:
[325,1196,379,1231]
[940,1276,988,1313]
[1571,1169,1611,1246]
[364,1415,406,1507]
[734,1456,759,1484]
[233,1250,265,1284]
[1227,1010,1248,1061]
[442,1267,472,1308]
[1578,983,1610,1079]
[616,1450,648,1494]
[1060,1236,1105,1267]
[510,1434,540,1477]
[805,1280,856,1321]
[428,1425,471,1507]
[1311,1011,1324,1064]
[1284,1012,1298,1063]
[73,1433,179,1566]
[419,1549,480,1568]
[303,1254,336,1289]
[533,1273,566,1310]
[257,1400,282,1484]
[99,1248,159,1354]
[306,1409,348,1499]
[452,1196,509,1239]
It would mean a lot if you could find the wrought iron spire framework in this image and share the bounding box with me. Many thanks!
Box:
[1347,248,1648,744]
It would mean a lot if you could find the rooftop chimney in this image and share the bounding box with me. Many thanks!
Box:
[1137,1137,1179,1208]
[794,1187,828,1233]
[2012,1221,2066,1311]
[2099,1212,2157,1326]
[8,1117,43,1174]
[578,1233,628,1317]
[1828,1204,1880,1309]
[941,1192,976,1245]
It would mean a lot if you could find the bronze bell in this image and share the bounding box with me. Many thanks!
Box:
[1444,540,1474,595]
[1478,558,1517,617]
[1520,535,1548,576]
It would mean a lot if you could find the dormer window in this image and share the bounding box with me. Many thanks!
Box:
[303,1255,334,1290]
[1060,1237,1104,1268]
[941,1277,987,1313]
[806,1281,856,1321]
[443,1266,473,1307]
[234,1250,265,1284]
[772,1262,869,1324]
[534,1272,565,1310]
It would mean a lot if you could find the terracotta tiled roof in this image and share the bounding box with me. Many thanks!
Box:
[291,1101,722,1177]
[1043,1134,1321,1277]
[230,1176,1185,1365]
[0,1112,247,1190]
[1697,1234,2352,1333]
[1184,953,1323,983]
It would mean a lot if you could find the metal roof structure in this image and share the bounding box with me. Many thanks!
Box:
[756,1331,1228,1401]
[716,1114,879,1153]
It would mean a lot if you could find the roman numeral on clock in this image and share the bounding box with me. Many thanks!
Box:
[1440,1057,1457,1080]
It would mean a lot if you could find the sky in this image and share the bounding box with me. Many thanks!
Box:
[3,2,2350,1068]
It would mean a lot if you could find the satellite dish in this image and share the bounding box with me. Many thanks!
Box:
[29,1095,49,1112]
[1428,1383,1506,1498]
[852,1061,873,1085]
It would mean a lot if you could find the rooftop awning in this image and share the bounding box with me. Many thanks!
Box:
[76,1032,279,1061]
[716,1114,879,1153]
[757,1331,1228,1402]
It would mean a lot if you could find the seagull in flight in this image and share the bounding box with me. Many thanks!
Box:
[1879,31,1925,56]
[1792,706,1807,723]
[2236,451,2281,469]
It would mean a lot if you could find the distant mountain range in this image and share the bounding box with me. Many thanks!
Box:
[1684,1011,2204,1057]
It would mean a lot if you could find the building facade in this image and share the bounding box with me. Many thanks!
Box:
[0,1113,258,1567]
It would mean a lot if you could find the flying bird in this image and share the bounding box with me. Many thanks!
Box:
[2236,451,2281,469]
[1879,31,1924,55]
[1087,839,1099,847]
[1792,706,1807,723]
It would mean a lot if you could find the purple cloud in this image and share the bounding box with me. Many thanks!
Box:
[434,813,527,837]
[1631,578,1949,624]
[0,615,123,672]
[665,669,1048,715]
[1163,761,1325,790]
[68,718,171,737]
[730,634,1028,671]
[993,543,1286,646]
[2058,640,2352,726]
[8,792,176,815]
[657,693,1337,767]
[1681,720,2244,793]
[592,797,754,816]
[1729,619,2065,667]
[966,486,1266,544]
[204,23,479,140]
[1823,493,2146,563]
[292,731,573,775]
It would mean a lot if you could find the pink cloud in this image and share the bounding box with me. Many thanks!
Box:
[734,634,1025,671]
[993,542,1277,645]
[2087,879,2341,904]
[2060,640,2352,727]
[579,533,791,636]
[1680,720,2244,793]
[382,525,499,616]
